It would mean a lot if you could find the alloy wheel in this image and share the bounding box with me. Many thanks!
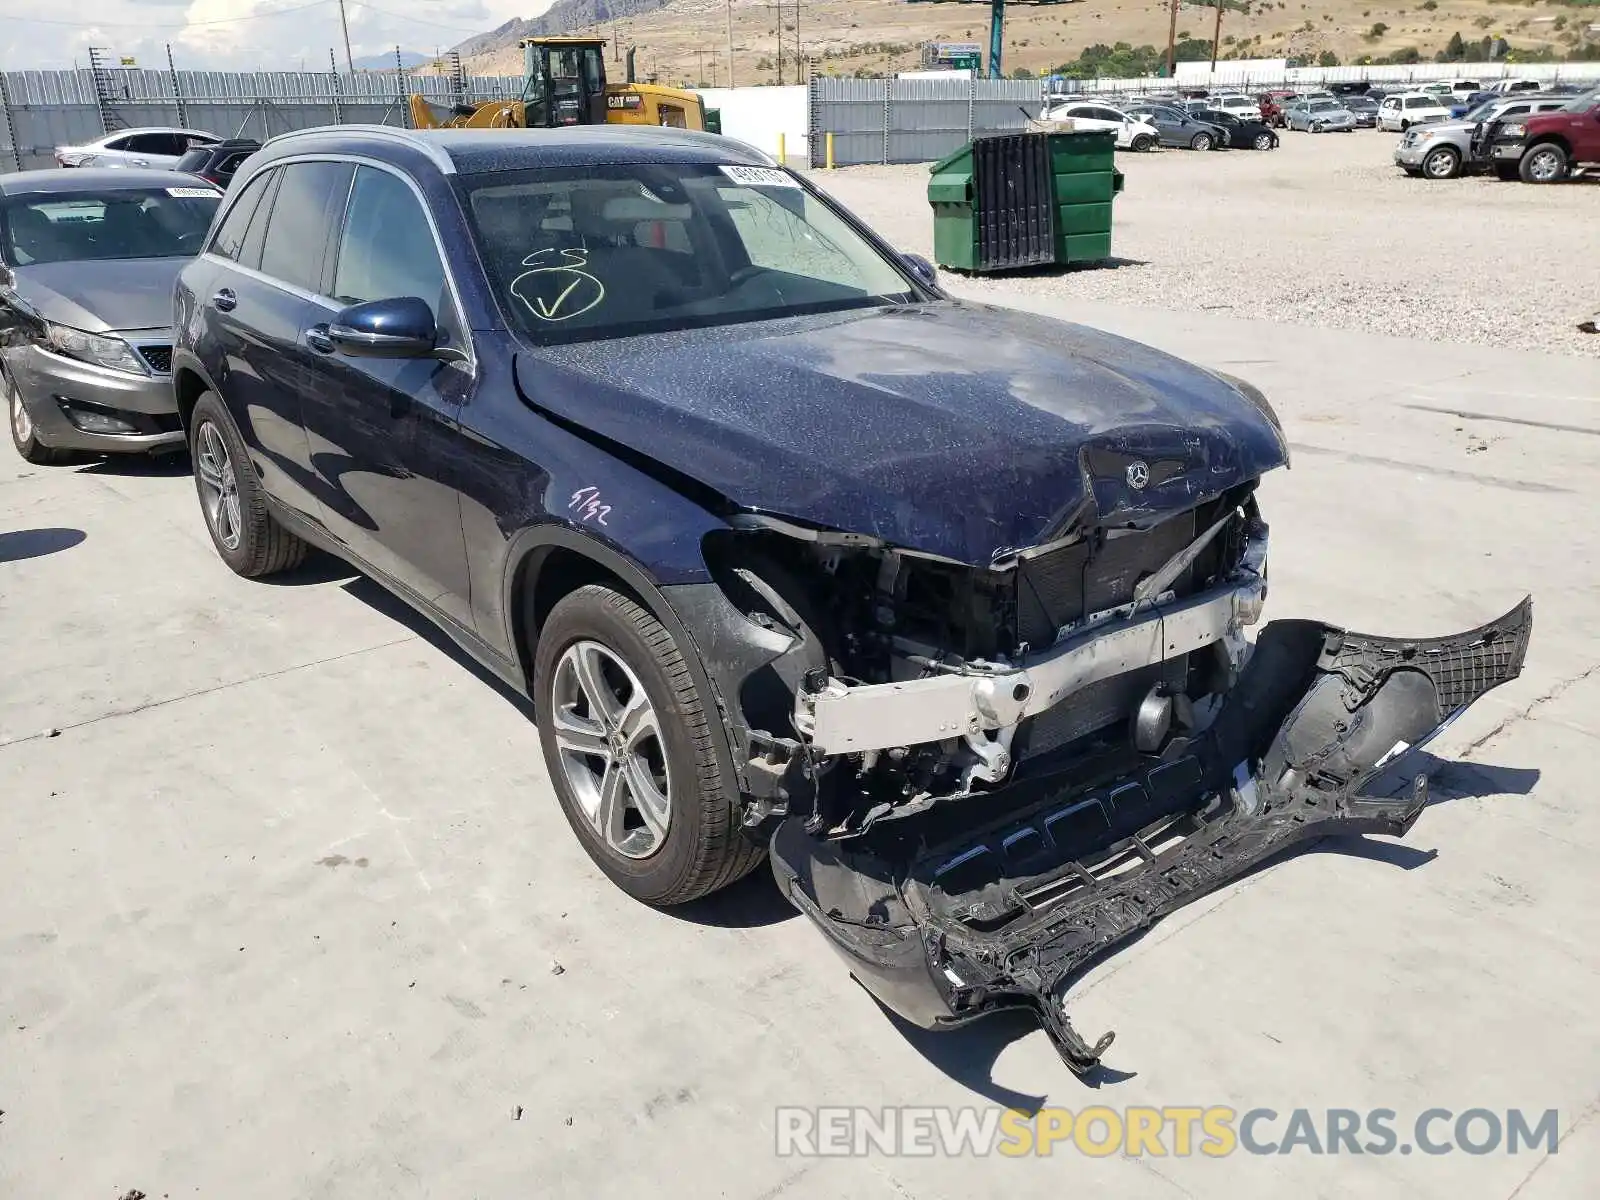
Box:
[194,420,243,551]
[1424,148,1458,179]
[1254,132,1274,151]
[1527,148,1563,182]
[550,639,672,860]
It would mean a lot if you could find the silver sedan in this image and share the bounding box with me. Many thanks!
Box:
[1,168,222,463]
[1286,99,1357,132]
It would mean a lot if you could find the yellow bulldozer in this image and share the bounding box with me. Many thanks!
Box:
[409,37,717,134]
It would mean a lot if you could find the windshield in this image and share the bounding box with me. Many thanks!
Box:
[0,186,220,266]
[1560,90,1599,113]
[461,163,919,344]
[1309,101,1341,112]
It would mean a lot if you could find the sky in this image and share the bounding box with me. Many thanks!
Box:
[0,0,555,73]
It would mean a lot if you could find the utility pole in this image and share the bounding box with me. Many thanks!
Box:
[337,0,355,72]
[726,0,736,87]
[613,22,619,62]
[1210,1,1223,73]
[795,0,802,83]
[1165,0,1180,78]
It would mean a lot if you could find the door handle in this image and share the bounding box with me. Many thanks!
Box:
[211,288,236,312]
[305,325,335,354]
[132,159,149,166]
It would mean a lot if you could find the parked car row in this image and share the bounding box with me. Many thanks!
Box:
[1,124,1533,1076]
[1041,98,1279,152]
[1395,88,1600,183]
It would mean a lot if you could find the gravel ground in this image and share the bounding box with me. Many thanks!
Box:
[806,129,1600,357]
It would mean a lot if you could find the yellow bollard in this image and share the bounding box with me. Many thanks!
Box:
[777,132,786,166]
[826,131,835,169]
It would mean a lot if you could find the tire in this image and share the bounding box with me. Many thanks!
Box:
[1400,120,1411,132]
[1253,131,1276,151]
[533,584,764,906]
[1519,143,1568,184]
[1422,145,1461,180]
[188,391,307,577]
[1190,131,1213,151]
[1131,133,1155,153]
[6,367,66,466]
[1493,162,1520,182]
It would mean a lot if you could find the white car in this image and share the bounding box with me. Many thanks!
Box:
[54,127,221,170]
[1041,101,1163,151]
[1210,94,1264,120]
[1378,93,1453,131]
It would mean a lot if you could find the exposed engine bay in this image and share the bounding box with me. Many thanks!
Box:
[698,483,1268,839]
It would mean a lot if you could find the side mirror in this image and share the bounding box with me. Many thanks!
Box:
[328,296,438,358]
[901,253,938,289]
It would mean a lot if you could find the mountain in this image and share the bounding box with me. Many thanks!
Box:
[353,50,432,70]
[449,0,676,61]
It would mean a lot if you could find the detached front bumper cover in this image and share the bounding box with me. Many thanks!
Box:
[772,597,1532,1075]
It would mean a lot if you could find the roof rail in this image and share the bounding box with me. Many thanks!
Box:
[261,124,456,175]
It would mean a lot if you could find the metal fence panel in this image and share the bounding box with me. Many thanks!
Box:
[810,76,1048,167]
[0,69,526,171]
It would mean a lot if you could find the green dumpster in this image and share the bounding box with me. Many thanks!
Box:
[929,129,1124,273]
[703,108,723,135]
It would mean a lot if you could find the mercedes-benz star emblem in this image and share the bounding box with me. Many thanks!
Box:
[1126,461,1150,490]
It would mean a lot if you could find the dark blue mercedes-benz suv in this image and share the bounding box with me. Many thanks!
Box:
[172,124,1530,1074]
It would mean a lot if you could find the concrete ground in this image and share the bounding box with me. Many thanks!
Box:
[3,300,1599,1199]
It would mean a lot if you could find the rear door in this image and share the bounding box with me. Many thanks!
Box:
[202,161,352,525]
[295,163,474,627]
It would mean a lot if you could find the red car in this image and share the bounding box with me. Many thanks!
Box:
[1257,91,1297,127]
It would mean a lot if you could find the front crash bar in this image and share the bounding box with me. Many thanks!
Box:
[798,547,1269,756]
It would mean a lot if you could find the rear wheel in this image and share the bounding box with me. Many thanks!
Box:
[7,369,66,466]
[1190,131,1213,151]
[533,584,764,906]
[1253,131,1276,151]
[1422,145,1461,180]
[189,391,307,577]
[1131,133,1155,153]
[1519,143,1568,184]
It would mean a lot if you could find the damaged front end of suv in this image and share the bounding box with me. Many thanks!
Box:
[667,398,1530,1076]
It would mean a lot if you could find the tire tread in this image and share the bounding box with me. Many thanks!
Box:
[539,584,763,905]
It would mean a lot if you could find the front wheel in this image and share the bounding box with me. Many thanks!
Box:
[533,584,764,906]
[1254,131,1276,151]
[1190,131,1213,151]
[7,369,65,466]
[1519,143,1568,184]
[1422,145,1461,180]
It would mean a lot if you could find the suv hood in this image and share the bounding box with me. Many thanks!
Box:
[520,302,1288,566]
[9,258,185,333]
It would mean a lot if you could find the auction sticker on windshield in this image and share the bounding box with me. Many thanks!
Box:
[720,165,799,188]
[168,187,222,198]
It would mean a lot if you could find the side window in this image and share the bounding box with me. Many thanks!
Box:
[331,166,447,314]
[236,169,280,271]
[100,136,133,152]
[209,170,271,261]
[1503,104,1530,117]
[258,161,352,293]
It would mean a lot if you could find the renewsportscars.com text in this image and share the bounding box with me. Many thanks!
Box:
[774,1106,1561,1159]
